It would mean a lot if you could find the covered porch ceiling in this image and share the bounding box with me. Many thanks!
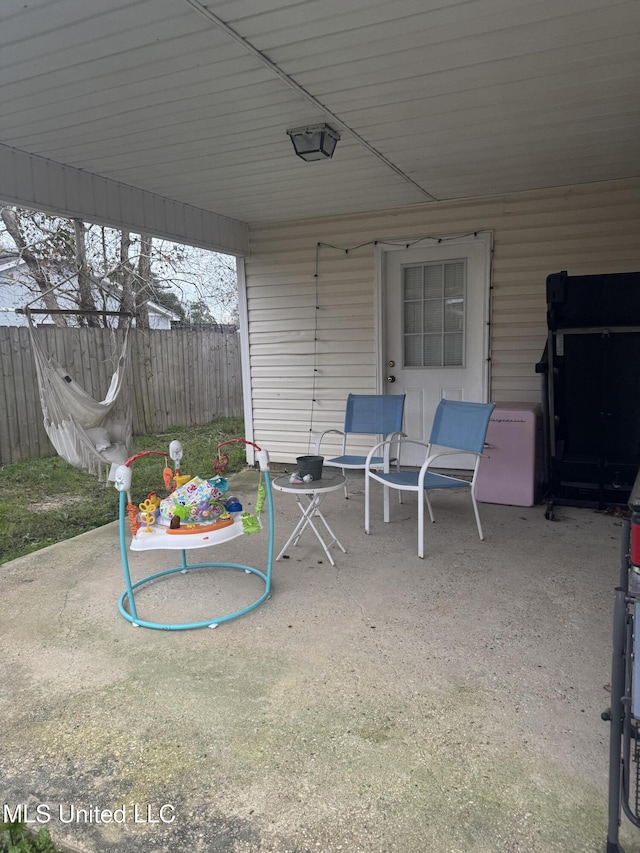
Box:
[1,0,639,255]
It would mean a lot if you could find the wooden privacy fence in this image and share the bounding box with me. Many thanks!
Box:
[0,326,243,465]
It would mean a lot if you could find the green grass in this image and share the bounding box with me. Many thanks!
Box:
[0,417,247,565]
[0,821,59,852]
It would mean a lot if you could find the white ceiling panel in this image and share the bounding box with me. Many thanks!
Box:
[0,0,638,243]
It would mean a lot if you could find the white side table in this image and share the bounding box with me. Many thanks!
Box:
[272,471,347,566]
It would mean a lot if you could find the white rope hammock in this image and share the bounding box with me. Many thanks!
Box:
[27,311,133,480]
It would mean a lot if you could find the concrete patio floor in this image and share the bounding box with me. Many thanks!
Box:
[1,467,639,853]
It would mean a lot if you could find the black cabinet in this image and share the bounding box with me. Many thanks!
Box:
[541,270,640,512]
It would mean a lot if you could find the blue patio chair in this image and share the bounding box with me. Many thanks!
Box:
[314,394,406,498]
[364,399,496,558]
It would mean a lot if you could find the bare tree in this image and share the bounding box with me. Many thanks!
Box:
[72,218,99,325]
[0,207,67,326]
[0,206,239,328]
[135,234,152,330]
[117,230,136,327]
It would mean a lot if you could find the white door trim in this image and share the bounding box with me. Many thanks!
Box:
[374,231,493,401]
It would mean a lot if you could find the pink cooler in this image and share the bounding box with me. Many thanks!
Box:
[476,404,542,507]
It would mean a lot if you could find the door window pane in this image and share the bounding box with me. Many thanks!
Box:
[424,335,443,366]
[402,260,466,367]
[424,265,443,299]
[444,332,463,365]
[444,297,464,332]
[403,266,423,300]
[444,263,464,298]
[404,335,422,366]
[404,300,422,334]
[424,300,442,334]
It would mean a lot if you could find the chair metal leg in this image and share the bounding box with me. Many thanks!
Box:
[418,489,425,559]
[364,474,371,534]
[394,458,402,505]
[471,488,484,540]
[383,484,390,522]
[424,490,435,524]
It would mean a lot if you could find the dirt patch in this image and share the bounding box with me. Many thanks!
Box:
[29,495,84,512]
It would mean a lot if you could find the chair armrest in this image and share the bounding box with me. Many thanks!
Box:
[314,429,346,455]
[381,430,407,464]
[364,438,392,470]
[365,436,427,472]
[419,449,478,477]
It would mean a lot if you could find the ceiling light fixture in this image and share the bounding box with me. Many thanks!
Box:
[286,123,340,161]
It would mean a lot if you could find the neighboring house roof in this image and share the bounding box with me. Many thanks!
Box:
[0,258,181,327]
[146,301,176,319]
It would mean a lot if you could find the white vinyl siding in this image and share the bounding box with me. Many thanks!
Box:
[244,178,640,463]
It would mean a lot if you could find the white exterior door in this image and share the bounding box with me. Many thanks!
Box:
[381,234,491,468]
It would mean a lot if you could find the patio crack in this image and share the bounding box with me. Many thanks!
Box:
[57,576,83,647]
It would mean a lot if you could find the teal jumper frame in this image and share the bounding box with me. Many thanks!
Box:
[116,440,274,630]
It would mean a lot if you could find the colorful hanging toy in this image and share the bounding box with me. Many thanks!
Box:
[120,439,268,539]
[127,501,141,536]
[139,497,158,533]
[214,451,229,475]
[240,480,264,534]
[241,513,261,535]
[215,439,265,534]
[255,482,266,514]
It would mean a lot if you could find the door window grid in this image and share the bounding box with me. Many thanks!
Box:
[402,261,466,367]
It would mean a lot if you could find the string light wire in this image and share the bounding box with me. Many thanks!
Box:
[307,231,485,443]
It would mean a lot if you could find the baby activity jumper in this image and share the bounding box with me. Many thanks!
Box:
[114,439,274,630]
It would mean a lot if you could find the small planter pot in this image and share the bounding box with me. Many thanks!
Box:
[296,455,324,481]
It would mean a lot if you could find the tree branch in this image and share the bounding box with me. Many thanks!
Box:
[0,208,67,326]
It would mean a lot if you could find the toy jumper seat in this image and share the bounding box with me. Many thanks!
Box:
[114,439,274,630]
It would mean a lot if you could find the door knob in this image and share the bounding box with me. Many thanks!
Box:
[386,375,396,383]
